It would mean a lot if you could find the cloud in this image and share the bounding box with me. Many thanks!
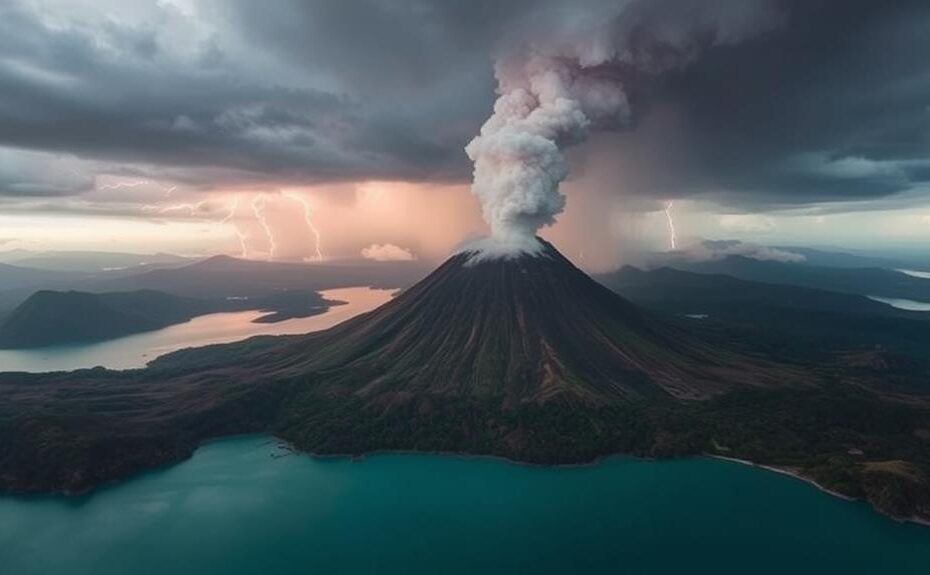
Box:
[361,243,416,262]
[0,0,487,188]
[636,0,930,208]
[0,0,927,219]
[0,147,94,197]
[718,214,776,233]
[675,239,806,263]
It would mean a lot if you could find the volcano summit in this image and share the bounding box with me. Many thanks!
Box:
[223,238,786,404]
[1,242,929,523]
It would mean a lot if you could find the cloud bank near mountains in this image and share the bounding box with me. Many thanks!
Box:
[0,0,928,217]
[673,239,806,264]
[361,243,417,262]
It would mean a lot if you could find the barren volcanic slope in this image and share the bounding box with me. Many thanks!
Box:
[245,240,785,402]
[1,241,929,522]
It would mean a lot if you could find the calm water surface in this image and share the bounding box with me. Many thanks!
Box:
[1,436,928,575]
[0,287,392,373]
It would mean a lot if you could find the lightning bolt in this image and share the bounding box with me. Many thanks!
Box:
[251,193,276,261]
[664,201,678,251]
[98,179,177,197]
[221,195,249,258]
[98,179,148,191]
[220,195,239,224]
[282,190,324,262]
[154,201,209,216]
[143,195,251,258]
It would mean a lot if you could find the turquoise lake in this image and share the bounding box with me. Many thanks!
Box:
[2,436,929,574]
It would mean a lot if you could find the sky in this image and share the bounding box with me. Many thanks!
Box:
[0,0,928,270]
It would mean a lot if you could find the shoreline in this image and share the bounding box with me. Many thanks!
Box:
[706,454,856,501]
[272,440,630,471]
[706,454,930,528]
[266,438,930,529]
[5,434,928,529]
[276,440,930,529]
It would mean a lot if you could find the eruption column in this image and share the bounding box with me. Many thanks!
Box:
[465,57,628,256]
[464,0,778,258]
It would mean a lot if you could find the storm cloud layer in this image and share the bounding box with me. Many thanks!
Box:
[0,0,928,214]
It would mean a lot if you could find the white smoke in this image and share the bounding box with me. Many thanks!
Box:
[464,0,781,257]
[465,55,629,257]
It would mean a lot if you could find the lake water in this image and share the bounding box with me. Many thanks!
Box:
[869,295,930,312]
[898,269,930,280]
[1,436,928,575]
[0,287,393,373]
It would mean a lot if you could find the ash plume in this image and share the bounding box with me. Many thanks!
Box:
[465,0,780,257]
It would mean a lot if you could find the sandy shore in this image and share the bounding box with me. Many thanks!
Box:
[707,454,930,528]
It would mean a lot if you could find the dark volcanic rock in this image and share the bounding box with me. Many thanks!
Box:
[254,239,787,403]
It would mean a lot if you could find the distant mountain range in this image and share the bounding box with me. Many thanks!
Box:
[0,262,85,292]
[0,250,193,272]
[771,246,929,270]
[93,255,432,298]
[597,266,930,367]
[646,242,930,273]
[652,254,930,302]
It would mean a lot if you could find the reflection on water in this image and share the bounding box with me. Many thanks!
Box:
[897,269,930,280]
[868,295,930,312]
[0,287,392,373]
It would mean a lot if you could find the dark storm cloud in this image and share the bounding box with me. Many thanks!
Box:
[0,0,500,190]
[632,0,930,208]
[0,0,928,210]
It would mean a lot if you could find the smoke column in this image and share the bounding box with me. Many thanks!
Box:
[464,56,628,256]
[464,0,779,257]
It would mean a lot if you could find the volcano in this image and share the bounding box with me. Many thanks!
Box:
[4,240,930,525]
[150,239,793,464]
[249,239,778,404]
